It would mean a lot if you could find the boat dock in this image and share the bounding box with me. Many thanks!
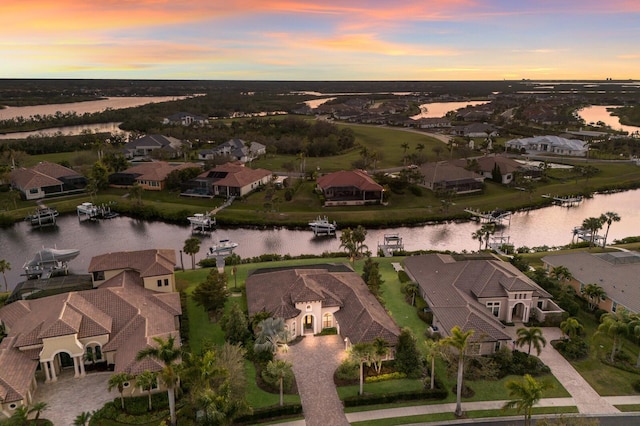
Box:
[25,206,59,228]
[378,233,404,257]
[464,208,512,226]
[572,227,605,246]
[542,194,583,207]
[309,216,337,236]
[77,202,118,221]
[488,235,513,256]
[188,212,216,234]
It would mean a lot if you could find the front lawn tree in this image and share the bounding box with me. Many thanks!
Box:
[560,317,583,340]
[424,338,442,390]
[515,327,547,356]
[135,370,158,411]
[350,342,376,396]
[254,317,288,358]
[220,302,250,345]
[108,372,133,409]
[440,326,474,418]
[136,335,182,426]
[597,308,630,362]
[394,328,422,378]
[263,359,293,407]
[503,374,553,426]
[192,269,229,317]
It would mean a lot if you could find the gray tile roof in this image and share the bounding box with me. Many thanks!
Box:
[542,251,640,313]
[246,267,400,345]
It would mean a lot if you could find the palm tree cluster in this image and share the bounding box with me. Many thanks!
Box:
[339,225,368,263]
[597,307,640,365]
[471,223,497,251]
[577,211,621,248]
[503,374,553,426]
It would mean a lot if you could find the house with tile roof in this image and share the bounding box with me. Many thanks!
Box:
[450,155,531,185]
[403,254,563,355]
[541,251,640,314]
[10,161,87,200]
[0,249,181,418]
[316,170,384,206]
[163,112,209,126]
[417,161,485,194]
[198,139,266,163]
[506,135,588,157]
[108,161,201,191]
[187,162,272,198]
[123,134,189,160]
[246,265,400,349]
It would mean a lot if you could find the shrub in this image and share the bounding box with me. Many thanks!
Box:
[397,270,411,283]
[335,359,359,382]
[235,404,302,424]
[317,327,337,336]
[554,338,589,360]
[417,309,433,324]
[633,380,640,393]
[365,372,406,383]
[343,384,447,407]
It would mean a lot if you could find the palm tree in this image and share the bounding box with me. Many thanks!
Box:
[424,338,442,390]
[629,314,640,367]
[9,405,29,425]
[129,182,144,205]
[73,411,92,426]
[136,335,182,426]
[600,211,621,248]
[480,223,496,250]
[183,237,201,269]
[136,370,158,411]
[0,259,10,292]
[405,282,419,307]
[581,216,604,248]
[350,342,376,396]
[471,229,484,251]
[401,142,410,165]
[254,317,288,356]
[597,308,630,362]
[372,337,390,374]
[108,372,133,409]
[515,327,547,356]
[339,228,359,263]
[29,401,48,420]
[581,283,607,311]
[503,374,553,426]
[353,225,368,256]
[440,326,474,417]
[560,317,583,340]
[265,359,293,406]
[549,265,573,283]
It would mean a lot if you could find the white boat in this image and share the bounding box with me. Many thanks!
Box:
[25,207,59,227]
[309,216,337,236]
[77,202,101,216]
[23,247,80,279]
[187,212,216,232]
[207,239,238,257]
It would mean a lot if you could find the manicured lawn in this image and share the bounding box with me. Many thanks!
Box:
[337,379,425,400]
[616,404,640,412]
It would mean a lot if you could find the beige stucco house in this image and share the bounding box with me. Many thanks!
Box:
[404,254,563,355]
[0,249,181,419]
[246,265,400,349]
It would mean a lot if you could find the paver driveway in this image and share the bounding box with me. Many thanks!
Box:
[278,334,349,426]
[33,370,116,425]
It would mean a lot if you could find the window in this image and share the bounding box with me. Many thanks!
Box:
[86,346,93,360]
[30,188,39,194]
[494,341,501,352]
[306,304,312,312]
[323,313,332,329]
[612,302,618,312]
[164,279,169,286]
[95,345,102,360]
[467,343,481,355]
[486,301,500,317]
[123,381,130,388]
[9,404,17,410]
[157,279,162,287]
[93,271,105,281]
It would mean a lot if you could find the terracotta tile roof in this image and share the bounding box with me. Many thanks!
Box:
[10,162,81,191]
[418,161,484,184]
[451,155,523,175]
[317,170,383,191]
[200,162,272,188]
[246,267,399,345]
[119,161,199,182]
[88,249,176,278]
[0,336,38,403]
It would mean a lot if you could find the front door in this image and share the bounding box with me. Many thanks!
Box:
[303,315,313,333]
[59,352,74,369]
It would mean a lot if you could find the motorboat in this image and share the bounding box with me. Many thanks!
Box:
[23,247,80,279]
[308,216,337,236]
[207,239,238,257]
[25,207,58,227]
[187,212,216,232]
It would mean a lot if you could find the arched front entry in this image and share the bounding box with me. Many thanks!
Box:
[302,314,314,334]
[511,302,528,323]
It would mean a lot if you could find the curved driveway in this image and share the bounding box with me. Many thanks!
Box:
[278,335,349,426]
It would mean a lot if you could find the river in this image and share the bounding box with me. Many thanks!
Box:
[1,190,638,292]
[576,105,640,135]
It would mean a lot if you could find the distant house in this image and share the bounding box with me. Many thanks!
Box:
[246,265,400,348]
[10,162,86,200]
[109,161,200,191]
[451,155,526,185]
[506,136,588,157]
[412,117,452,129]
[0,249,181,418]
[541,251,640,314]
[198,139,266,163]
[123,134,189,160]
[417,161,485,194]
[162,112,208,126]
[187,162,272,198]
[404,254,563,355]
[316,170,384,206]
[452,123,498,138]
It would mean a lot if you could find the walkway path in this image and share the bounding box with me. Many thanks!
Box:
[278,334,349,426]
[33,370,115,425]
[505,326,619,414]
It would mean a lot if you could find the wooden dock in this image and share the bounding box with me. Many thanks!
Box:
[542,194,583,207]
[378,233,404,257]
[464,208,512,226]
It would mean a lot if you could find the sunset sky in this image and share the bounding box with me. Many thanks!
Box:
[2,0,639,80]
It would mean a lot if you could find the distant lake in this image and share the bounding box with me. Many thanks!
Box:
[0,122,127,140]
[411,101,488,119]
[576,105,640,135]
[0,95,194,121]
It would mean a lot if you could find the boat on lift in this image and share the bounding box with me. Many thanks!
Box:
[308,216,337,236]
[23,247,80,279]
[25,207,59,227]
[206,239,238,257]
[187,212,216,233]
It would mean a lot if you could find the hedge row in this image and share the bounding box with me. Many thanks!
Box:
[234,403,303,424]
[343,386,447,407]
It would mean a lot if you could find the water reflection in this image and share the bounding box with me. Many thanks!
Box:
[1,189,638,291]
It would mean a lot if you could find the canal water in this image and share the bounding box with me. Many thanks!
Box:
[1,190,638,291]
